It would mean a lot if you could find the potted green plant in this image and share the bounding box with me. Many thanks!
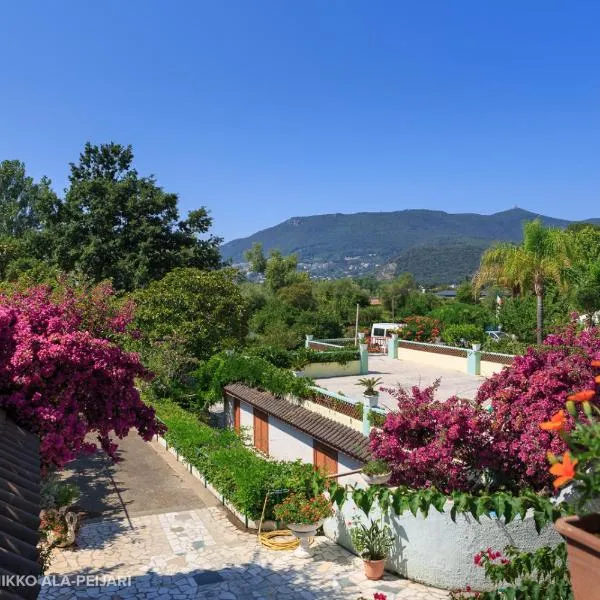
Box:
[356,377,382,408]
[542,369,600,600]
[349,519,394,580]
[273,493,334,558]
[361,459,392,485]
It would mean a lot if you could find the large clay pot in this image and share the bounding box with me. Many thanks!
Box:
[363,558,386,580]
[554,514,600,600]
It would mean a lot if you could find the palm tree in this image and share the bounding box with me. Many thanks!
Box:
[473,220,571,344]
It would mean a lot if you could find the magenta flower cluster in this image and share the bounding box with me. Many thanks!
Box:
[371,323,600,493]
[370,383,495,493]
[0,285,163,469]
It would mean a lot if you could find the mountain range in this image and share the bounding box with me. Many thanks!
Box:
[220,208,600,284]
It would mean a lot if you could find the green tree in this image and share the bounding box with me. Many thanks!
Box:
[277,281,316,311]
[44,143,222,291]
[455,280,477,304]
[133,267,249,361]
[0,159,59,237]
[380,272,417,317]
[264,249,302,293]
[244,242,268,274]
[313,278,370,323]
[473,220,571,344]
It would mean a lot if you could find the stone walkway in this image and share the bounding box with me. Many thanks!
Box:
[40,437,449,600]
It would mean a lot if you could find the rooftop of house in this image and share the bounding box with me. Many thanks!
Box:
[224,383,371,463]
[0,409,42,600]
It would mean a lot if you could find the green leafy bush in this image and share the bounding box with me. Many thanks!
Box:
[429,301,495,330]
[441,324,484,346]
[150,398,324,520]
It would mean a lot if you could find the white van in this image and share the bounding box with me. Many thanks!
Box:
[370,323,403,346]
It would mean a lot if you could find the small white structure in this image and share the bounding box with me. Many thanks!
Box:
[370,322,403,346]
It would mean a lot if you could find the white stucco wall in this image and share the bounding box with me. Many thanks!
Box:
[268,416,314,463]
[301,360,362,378]
[480,360,509,378]
[323,498,563,592]
[336,453,364,486]
[300,400,363,432]
[397,347,467,372]
[239,400,254,443]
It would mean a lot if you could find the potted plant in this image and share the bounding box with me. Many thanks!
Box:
[273,493,334,558]
[349,519,394,580]
[356,377,382,408]
[361,459,392,485]
[39,477,81,549]
[470,339,482,351]
[542,369,600,600]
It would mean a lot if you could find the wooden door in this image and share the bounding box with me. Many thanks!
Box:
[233,398,240,433]
[253,409,269,455]
[313,440,338,476]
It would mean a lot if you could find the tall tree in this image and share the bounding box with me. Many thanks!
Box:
[0,159,58,237]
[473,220,570,344]
[45,142,221,290]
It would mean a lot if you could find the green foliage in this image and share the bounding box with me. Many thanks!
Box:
[150,398,324,520]
[362,459,390,476]
[41,143,222,291]
[380,273,417,314]
[397,291,442,318]
[450,545,572,600]
[327,483,571,534]
[455,280,478,304]
[133,267,248,361]
[193,353,314,406]
[349,519,394,560]
[429,302,495,330]
[442,323,485,346]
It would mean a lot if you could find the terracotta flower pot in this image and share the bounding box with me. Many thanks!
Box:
[363,558,386,580]
[554,514,600,600]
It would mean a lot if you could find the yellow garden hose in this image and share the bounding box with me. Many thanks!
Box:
[257,491,302,551]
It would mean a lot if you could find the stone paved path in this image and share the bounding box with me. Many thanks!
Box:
[41,437,449,600]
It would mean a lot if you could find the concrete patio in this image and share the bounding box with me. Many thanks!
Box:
[40,434,450,599]
[314,354,486,412]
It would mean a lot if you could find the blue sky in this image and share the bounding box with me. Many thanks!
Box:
[1,1,598,241]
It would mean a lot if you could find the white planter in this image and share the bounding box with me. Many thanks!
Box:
[472,343,481,351]
[363,393,379,408]
[362,472,392,486]
[288,520,324,558]
[359,343,368,353]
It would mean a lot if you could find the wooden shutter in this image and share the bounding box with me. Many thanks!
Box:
[253,409,269,455]
[313,440,338,476]
[233,398,240,433]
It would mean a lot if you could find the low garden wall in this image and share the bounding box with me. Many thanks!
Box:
[323,496,563,592]
[398,341,467,372]
[300,359,361,378]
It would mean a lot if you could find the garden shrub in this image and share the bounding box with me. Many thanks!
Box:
[150,398,323,519]
[441,323,484,346]
[429,302,495,330]
[395,316,441,342]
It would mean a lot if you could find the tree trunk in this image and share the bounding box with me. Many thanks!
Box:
[536,292,543,345]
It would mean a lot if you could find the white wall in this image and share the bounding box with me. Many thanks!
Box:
[480,360,509,378]
[268,416,314,463]
[336,453,363,486]
[323,497,562,592]
[397,346,466,372]
[239,400,254,443]
[300,400,363,432]
[301,360,361,378]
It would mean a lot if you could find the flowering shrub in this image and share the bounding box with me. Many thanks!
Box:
[370,383,496,493]
[273,493,333,525]
[476,326,599,490]
[395,316,441,343]
[0,285,162,469]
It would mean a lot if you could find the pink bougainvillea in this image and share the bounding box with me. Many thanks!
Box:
[372,322,600,494]
[370,383,496,493]
[0,285,163,469]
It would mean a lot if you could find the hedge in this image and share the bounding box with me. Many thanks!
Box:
[150,398,324,520]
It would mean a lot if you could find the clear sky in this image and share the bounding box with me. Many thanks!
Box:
[1,1,598,241]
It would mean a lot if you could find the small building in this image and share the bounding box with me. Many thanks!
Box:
[0,409,42,600]
[223,383,370,480]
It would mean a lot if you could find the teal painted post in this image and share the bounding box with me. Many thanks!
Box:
[387,334,398,359]
[362,399,370,435]
[467,349,481,375]
[359,344,369,375]
[305,334,313,349]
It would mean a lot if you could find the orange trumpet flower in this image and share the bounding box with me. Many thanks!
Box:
[539,410,566,432]
[549,452,578,489]
[591,359,600,368]
[567,390,596,403]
